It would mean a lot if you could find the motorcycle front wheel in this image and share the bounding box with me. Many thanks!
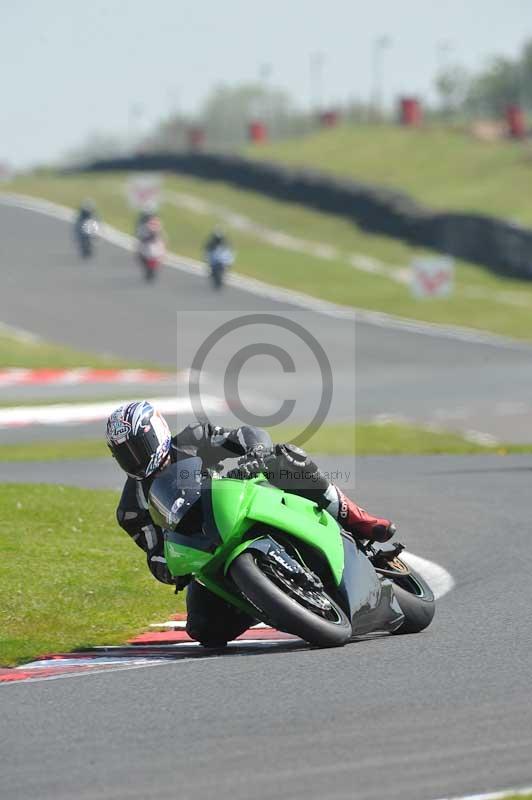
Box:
[229,552,351,648]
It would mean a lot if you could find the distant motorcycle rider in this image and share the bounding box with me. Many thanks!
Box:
[135,211,165,280]
[136,211,163,244]
[204,226,229,257]
[75,199,98,229]
[203,227,234,288]
[106,401,396,646]
[74,200,99,258]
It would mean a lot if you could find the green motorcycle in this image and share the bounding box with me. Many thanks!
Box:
[149,457,435,648]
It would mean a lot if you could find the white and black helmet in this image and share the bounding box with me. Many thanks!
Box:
[106,401,171,479]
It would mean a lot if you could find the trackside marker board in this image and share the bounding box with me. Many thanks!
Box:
[411,256,454,298]
[126,174,162,211]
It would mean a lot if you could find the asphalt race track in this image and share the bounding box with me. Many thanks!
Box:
[1,454,532,799]
[1,200,532,799]
[2,200,532,443]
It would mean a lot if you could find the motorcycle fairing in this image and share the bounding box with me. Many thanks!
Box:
[338,535,404,635]
[160,474,407,631]
[149,458,203,530]
[212,478,345,586]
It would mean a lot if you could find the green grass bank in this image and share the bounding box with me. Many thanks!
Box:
[0,329,163,370]
[0,484,183,666]
[0,423,530,463]
[246,123,532,225]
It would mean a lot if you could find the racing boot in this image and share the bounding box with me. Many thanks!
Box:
[334,489,396,542]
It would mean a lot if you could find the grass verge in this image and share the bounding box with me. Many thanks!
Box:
[0,438,110,462]
[0,330,170,370]
[1,424,531,463]
[503,795,532,800]
[5,172,532,339]
[273,423,532,456]
[0,484,183,666]
[246,123,532,225]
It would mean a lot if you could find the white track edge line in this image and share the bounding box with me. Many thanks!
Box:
[0,394,225,428]
[0,192,529,351]
[400,552,455,599]
[433,784,532,800]
[0,641,302,685]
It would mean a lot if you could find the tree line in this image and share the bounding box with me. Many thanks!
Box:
[64,38,532,163]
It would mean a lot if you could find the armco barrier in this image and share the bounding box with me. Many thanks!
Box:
[78,153,532,279]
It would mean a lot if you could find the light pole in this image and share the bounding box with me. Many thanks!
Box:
[371,36,392,121]
[436,41,455,118]
[167,86,180,117]
[128,103,144,152]
[437,40,454,71]
[259,63,273,85]
[258,62,273,132]
[310,52,325,114]
[517,58,528,111]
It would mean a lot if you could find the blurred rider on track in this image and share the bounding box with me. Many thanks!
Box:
[135,211,165,281]
[204,226,229,257]
[75,199,98,228]
[135,210,164,243]
[74,199,99,258]
[203,227,234,289]
[106,401,396,647]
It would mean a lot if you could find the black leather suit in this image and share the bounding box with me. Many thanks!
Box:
[116,422,275,645]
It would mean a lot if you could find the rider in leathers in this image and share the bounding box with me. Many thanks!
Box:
[109,402,396,647]
[74,200,98,233]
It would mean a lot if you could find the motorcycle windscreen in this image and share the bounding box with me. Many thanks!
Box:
[148,458,202,530]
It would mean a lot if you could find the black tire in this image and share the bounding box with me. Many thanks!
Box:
[229,552,351,648]
[389,564,435,634]
[211,269,223,289]
[79,237,92,258]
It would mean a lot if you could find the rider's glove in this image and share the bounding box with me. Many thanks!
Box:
[174,574,192,593]
[227,445,275,480]
[269,443,330,494]
[274,443,313,470]
[147,551,175,585]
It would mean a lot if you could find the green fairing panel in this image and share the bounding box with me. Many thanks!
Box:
[210,478,258,541]
[165,540,211,575]
[212,478,344,585]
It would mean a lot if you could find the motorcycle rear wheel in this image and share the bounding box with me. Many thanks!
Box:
[387,561,435,634]
[79,236,93,258]
[229,552,351,648]
[210,269,223,289]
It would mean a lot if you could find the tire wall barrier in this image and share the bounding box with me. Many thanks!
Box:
[78,153,532,279]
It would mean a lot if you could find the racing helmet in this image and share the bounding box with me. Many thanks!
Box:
[80,198,95,214]
[106,401,171,479]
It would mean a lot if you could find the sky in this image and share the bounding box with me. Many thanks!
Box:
[3,0,531,168]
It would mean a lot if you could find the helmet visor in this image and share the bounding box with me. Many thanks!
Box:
[112,438,151,478]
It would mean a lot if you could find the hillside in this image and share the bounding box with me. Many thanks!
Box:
[245,124,532,226]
